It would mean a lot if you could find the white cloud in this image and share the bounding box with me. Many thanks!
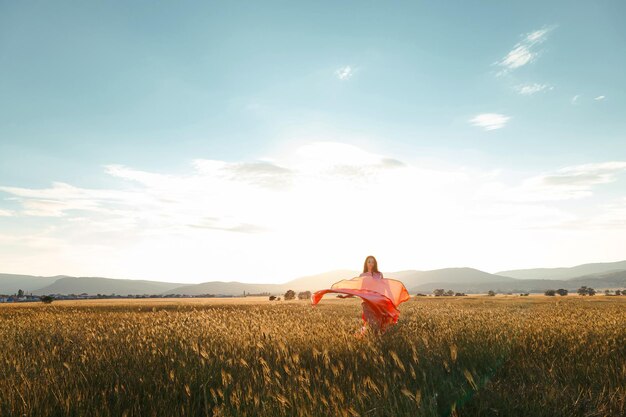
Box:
[469,113,511,131]
[515,83,552,95]
[499,45,534,70]
[497,26,555,74]
[571,95,580,104]
[594,95,605,101]
[0,209,12,216]
[0,181,147,217]
[1,142,625,282]
[526,28,551,42]
[526,162,626,199]
[477,161,626,202]
[335,66,353,80]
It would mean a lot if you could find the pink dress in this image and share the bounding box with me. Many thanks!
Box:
[311,271,410,332]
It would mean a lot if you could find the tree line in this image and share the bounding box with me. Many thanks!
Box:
[269,290,312,301]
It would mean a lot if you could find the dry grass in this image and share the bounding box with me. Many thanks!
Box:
[1,296,625,416]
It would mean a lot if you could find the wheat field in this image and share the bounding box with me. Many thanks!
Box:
[1,295,625,417]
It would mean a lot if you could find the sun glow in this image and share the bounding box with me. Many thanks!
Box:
[1,141,625,283]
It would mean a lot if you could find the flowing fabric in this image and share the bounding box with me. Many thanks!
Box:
[311,272,411,332]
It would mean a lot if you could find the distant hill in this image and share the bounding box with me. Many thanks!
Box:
[164,281,285,296]
[32,277,187,296]
[0,274,63,294]
[2,267,511,297]
[276,267,514,293]
[387,268,516,289]
[273,267,513,295]
[165,269,362,295]
[495,260,626,280]
[3,260,626,297]
[568,270,626,287]
[412,270,626,294]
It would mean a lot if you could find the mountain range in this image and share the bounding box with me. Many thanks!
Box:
[2,259,625,296]
[495,260,626,280]
[410,270,626,294]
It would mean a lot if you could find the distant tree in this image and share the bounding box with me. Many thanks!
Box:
[556,288,568,296]
[604,289,612,296]
[544,289,556,296]
[284,290,295,300]
[455,292,466,296]
[297,291,311,300]
[433,289,445,297]
[415,293,427,297]
[41,295,54,304]
[17,289,24,298]
[616,290,622,296]
[578,286,596,296]
[445,290,455,296]
[487,290,496,296]
[277,297,281,301]
[520,293,529,296]
[269,295,276,301]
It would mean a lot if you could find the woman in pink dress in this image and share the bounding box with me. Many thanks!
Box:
[311,256,410,336]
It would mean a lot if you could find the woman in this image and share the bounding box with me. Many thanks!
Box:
[312,255,410,336]
[358,256,393,334]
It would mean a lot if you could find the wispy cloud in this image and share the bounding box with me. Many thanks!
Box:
[531,161,626,190]
[471,161,626,236]
[2,143,625,281]
[478,161,626,202]
[515,83,552,95]
[496,26,555,74]
[0,142,407,233]
[469,113,510,131]
[335,65,353,80]
[570,95,606,104]
[0,209,12,216]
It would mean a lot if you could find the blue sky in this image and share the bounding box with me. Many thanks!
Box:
[1,1,625,283]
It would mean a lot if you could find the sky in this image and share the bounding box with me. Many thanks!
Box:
[1,1,625,284]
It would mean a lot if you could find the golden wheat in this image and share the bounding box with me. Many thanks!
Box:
[0,296,624,416]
